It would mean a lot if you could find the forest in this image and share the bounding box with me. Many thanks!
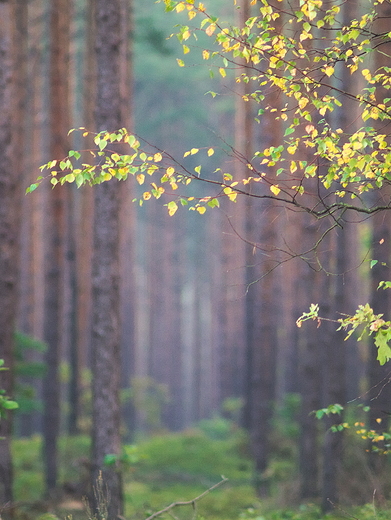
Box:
[2,0,391,519]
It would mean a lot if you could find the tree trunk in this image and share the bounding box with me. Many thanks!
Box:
[297,218,322,501]
[91,1,125,517]
[42,0,71,494]
[366,0,391,488]
[0,0,22,509]
[319,227,346,512]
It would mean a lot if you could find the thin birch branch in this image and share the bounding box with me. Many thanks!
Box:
[144,477,229,520]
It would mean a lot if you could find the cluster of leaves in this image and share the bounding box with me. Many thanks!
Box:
[27,0,391,220]
[160,0,391,208]
[27,127,234,216]
[296,298,391,366]
[315,403,391,455]
[0,359,18,421]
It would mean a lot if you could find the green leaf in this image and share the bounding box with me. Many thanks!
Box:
[375,329,391,365]
[98,139,108,152]
[26,184,38,193]
[103,454,117,466]
[76,174,84,188]
[207,198,220,208]
[2,400,18,410]
[68,150,81,160]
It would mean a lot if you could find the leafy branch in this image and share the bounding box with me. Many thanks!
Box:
[296,298,391,366]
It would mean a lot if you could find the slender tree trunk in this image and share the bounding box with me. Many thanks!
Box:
[366,1,391,488]
[320,227,346,512]
[242,0,281,496]
[42,0,71,494]
[297,218,322,501]
[91,2,125,517]
[0,0,22,509]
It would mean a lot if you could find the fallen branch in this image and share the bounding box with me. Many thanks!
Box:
[144,477,229,520]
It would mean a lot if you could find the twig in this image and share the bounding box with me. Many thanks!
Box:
[326,499,360,520]
[144,477,229,520]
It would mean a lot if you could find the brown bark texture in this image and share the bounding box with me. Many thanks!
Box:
[0,0,24,509]
[42,0,71,495]
[91,1,126,517]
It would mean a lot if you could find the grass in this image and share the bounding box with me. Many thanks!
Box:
[10,423,391,520]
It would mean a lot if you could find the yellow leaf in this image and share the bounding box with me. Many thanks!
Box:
[319,106,327,116]
[196,206,206,214]
[202,50,210,60]
[190,148,199,155]
[290,161,297,173]
[166,166,175,177]
[136,174,145,185]
[270,184,280,196]
[143,192,151,200]
[298,97,309,109]
[183,45,190,54]
[154,152,163,162]
[219,67,226,78]
[176,2,185,12]
[324,66,334,77]
[223,187,237,202]
[205,24,216,36]
[168,201,178,216]
[177,59,185,67]
[207,148,214,156]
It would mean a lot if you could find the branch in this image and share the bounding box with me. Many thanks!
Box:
[144,478,228,520]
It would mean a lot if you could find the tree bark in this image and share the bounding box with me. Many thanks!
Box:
[0,0,23,509]
[91,1,125,517]
[42,0,71,494]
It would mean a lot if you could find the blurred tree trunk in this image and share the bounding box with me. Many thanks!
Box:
[119,0,136,440]
[217,0,249,422]
[11,0,28,441]
[0,0,25,508]
[319,227,346,512]
[91,1,127,517]
[366,1,391,490]
[320,1,358,507]
[242,0,280,496]
[18,0,47,438]
[297,217,322,500]
[42,0,71,494]
[367,209,391,483]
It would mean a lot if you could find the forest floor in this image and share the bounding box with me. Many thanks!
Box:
[10,420,391,520]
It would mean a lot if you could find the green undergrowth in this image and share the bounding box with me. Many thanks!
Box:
[10,426,391,520]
